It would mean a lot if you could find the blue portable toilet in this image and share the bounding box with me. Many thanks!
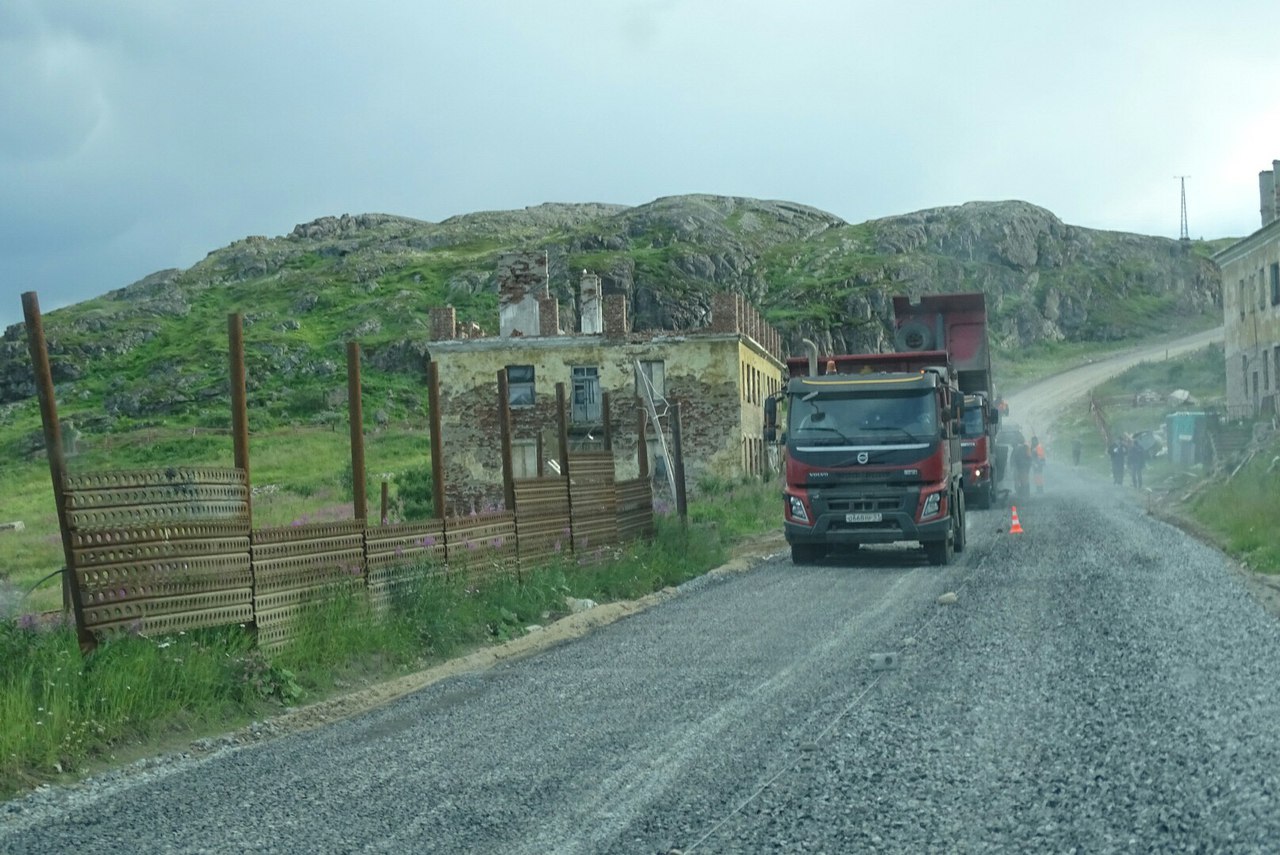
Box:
[1165,411,1207,467]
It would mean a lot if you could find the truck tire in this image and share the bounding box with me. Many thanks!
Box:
[924,534,953,566]
[954,491,967,553]
[976,482,992,510]
[791,543,824,565]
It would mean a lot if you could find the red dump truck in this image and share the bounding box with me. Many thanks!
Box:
[764,349,967,566]
[892,293,1002,508]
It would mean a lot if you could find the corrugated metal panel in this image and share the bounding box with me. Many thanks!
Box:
[366,520,448,609]
[249,521,367,648]
[616,477,656,541]
[514,477,571,569]
[65,468,253,636]
[83,589,253,633]
[445,512,517,580]
[567,452,617,551]
[64,468,248,531]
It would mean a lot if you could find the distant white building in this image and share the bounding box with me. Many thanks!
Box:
[1216,160,1280,417]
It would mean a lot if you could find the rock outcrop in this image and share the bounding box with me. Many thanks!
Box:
[0,196,1222,416]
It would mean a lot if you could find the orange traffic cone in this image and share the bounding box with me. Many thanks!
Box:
[1009,506,1024,534]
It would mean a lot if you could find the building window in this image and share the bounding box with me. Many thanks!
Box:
[1240,280,1247,319]
[1262,269,1268,311]
[506,365,535,407]
[1271,263,1280,306]
[571,366,601,424]
[637,360,666,399]
[1267,354,1272,392]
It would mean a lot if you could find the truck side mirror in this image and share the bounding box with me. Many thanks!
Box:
[763,396,778,443]
[990,409,1000,427]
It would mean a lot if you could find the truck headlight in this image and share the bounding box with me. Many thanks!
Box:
[788,495,810,523]
[974,468,983,480]
[921,491,942,520]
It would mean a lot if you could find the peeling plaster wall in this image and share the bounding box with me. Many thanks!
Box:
[429,335,783,510]
[1220,222,1280,414]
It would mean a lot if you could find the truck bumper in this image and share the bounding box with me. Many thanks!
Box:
[784,486,952,547]
[962,463,992,493]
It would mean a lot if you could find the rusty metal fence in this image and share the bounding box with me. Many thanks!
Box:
[66,468,253,636]
[61,464,651,648]
[22,299,664,652]
[616,477,656,541]
[567,451,618,554]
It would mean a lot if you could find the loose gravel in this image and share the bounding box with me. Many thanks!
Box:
[5,467,1280,854]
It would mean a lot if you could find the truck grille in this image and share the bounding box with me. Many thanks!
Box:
[825,497,901,513]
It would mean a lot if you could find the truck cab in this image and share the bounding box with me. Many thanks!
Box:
[960,392,1001,508]
[768,352,966,566]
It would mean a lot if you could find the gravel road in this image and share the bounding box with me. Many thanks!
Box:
[11,327,1279,854]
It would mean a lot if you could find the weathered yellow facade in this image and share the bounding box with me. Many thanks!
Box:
[428,333,784,512]
[1217,215,1280,417]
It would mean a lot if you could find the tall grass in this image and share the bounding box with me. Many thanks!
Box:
[1189,441,1280,573]
[1,479,779,797]
[0,621,269,795]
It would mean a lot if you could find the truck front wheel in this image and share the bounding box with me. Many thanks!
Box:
[924,532,953,566]
[791,543,824,565]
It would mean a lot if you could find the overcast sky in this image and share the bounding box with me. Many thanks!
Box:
[4,0,1279,331]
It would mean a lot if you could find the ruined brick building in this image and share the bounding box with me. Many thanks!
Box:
[426,252,785,512]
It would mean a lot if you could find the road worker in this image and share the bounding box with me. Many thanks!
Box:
[1030,434,1046,494]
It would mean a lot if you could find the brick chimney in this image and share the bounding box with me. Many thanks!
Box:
[603,294,628,338]
[538,295,560,336]
[1261,169,1277,227]
[710,292,741,333]
[497,251,547,337]
[429,306,456,341]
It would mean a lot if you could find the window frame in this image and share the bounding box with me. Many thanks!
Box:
[506,364,536,408]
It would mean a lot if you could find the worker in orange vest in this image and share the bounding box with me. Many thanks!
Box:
[1030,434,1046,494]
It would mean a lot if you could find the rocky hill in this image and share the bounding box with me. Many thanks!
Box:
[0,195,1222,437]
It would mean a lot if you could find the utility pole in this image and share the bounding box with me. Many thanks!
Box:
[1175,175,1191,242]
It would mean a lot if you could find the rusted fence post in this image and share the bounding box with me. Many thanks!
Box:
[601,391,613,451]
[22,292,91,648]
[555,382,571,477]
[637,408,650,478]
[380,481,390,525]
[497,369,516,513]
[536,433,545,477]
[228,313,252,524]
[671,400,688,521]
[427,360,446,518]
[556,382,574,546]
[346,342,367,521]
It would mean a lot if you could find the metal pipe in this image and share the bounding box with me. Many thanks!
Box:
[346,341,367,521]
[801,337,819,376]
[22,292,92,650]
[228,313,252,524]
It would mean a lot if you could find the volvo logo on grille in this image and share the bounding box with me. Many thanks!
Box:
[857,451,870,464]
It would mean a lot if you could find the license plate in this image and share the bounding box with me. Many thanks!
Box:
[846,512,882,523]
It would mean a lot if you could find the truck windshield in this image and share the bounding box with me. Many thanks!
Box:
[961,406,985,437]
[789,390,934,443]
